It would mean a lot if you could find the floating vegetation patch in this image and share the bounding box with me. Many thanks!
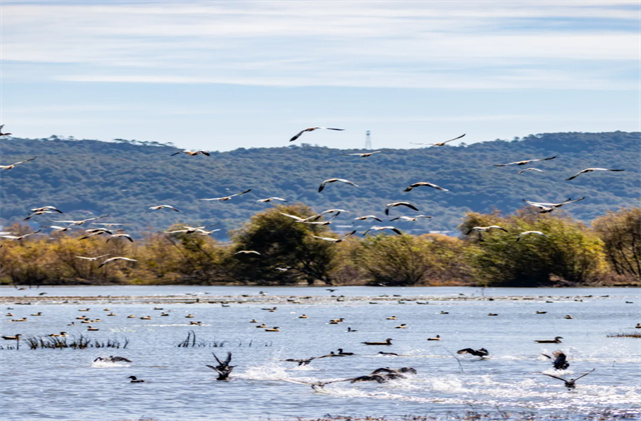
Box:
[176,330,271,348]
[607,332,641,338]
[24,335,129,350]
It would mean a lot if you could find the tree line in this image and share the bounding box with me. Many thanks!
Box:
[1,204,639,287]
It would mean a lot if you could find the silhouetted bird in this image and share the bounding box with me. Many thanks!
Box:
[457,348,489,358]
[289,127,344,142]
[542,369,594,389]
[206,352,234,381]
[542,351,569,370]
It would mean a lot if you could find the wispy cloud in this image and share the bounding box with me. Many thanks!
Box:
[2,1,638,90]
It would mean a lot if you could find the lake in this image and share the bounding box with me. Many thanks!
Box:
[1,286,639,420]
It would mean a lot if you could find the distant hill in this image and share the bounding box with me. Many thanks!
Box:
[0,132,639,239]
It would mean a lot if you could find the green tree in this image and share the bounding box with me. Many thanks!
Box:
[592,207,641,282]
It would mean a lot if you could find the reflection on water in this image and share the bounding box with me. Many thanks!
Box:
[1,286,639,420]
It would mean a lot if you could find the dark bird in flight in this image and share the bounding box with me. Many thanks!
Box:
[206,352,234,381]
[1,157,36,171]
[457,348,489,358]
[171,150,210,156]
[566,168,624,181]
[494,156,556,166]
[410,133,465,146]
[289,127,345,142]
[542,350,569,370]
[200,189,251,201]
[542,369,594,390]
[404,182,448,192]
[318,178,358,192]
[312,367,416,389]
[0,125,12,136]
[385,202,418,215]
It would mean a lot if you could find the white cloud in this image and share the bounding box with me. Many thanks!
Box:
[1,1,638,90]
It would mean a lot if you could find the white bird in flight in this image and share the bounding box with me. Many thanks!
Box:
[1,157,36,171]
[390,215,432,222]
[289,127,345,142]
[97,257,138,268]
[494,156,556,167]
[354,215,383,222]
[566,168,624,181]
[363,226,403,236]
[200,189,251,202]
[385,202,419,216]
[318,178,358,193]
[149,205,180,212]
[257,197,287,203]
[346,151,382,157]
[523,197,585,213]
[313,230,357,243]
[171,150,210,156]
[410,133,465,147]
[518,168,544,175]
[516,231,549,242]
[404,182,448,192]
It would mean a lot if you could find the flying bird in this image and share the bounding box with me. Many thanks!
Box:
[410,133,465,146]
[404,182,448,192]
[75,254,110,261]
[363,226,403,236]
[542,369,595,390]
[97,257,138,268]
[566,168,624,181]
[149,205,179,212]
[389,215,432,222]
[517,231,549,241]
[346,151,382,157]
[466,225,508,235]
[518,168,545,175]
[542,350,569,370]
[257,197,287,203]
[1,157,36,171]
[354,215,383,222]
[494,156,556,167]
[318,178,358,192]
[289,127,345,142]
[313,230,357,243]
[30,206,63,214]
[385,202,419,215]
[53,215,108,226]
[457,348,489,358]
[106,233,134,243]
[235,250,261,255]
[206,352,235,381]
[200,189,251,201]
[522,197,585,213]
[0,125,12,136]
[1,230,41,241]
[171,150,210,156]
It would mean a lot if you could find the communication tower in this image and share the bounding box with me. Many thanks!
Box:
[365,130,371,150]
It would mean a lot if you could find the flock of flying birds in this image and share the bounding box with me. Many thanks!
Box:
[0,124,627,266]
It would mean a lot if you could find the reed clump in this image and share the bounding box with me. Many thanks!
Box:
[24,335,129,350]
[176,330,271,348]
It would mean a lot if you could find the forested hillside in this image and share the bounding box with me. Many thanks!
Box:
[0,132,638,239]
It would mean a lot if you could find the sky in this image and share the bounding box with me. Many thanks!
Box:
[1,1,639,152]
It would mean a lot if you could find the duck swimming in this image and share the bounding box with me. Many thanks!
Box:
[535,336,563,344]
[128,376,145,383]
[457,348,489,358]
[362,338,393,346]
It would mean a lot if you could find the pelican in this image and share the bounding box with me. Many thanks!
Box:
[297,220,330,226]
[106,233,134,242]
[363,226,403,236]
[362,338,393,346]
[171,150,210,156]
[0,157,36,170]
[457,348,489,358]
[80,228,112,239]
[494,156,556,166]
[467,225,508,235]
[97,257,137,268]
[354,215,383,222]
[522,197,585,213]
[542,369,594,390]
[404,181,448,192]
[389,215,432,222]
[0,125,12,136]
[410,133,465,146]
[200,189,251,201]
[566,168,624,181]
[518,168,544,175]
[235,250,261,255]
[1,230,41,241]
[165,225,207,234]
[53,215,108,226]
[346,151,382,157]
[318,178,358,192]
[535,336,563,344]
[517,231,549,242]
[312,208,349,219]
[313,230,357,243]
[149,205,179,212]
[257,197,287,203]
[289,127,345,142]
[385,202,418,215]
[542,350,569,370]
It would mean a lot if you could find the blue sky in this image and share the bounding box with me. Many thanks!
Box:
[1,1,638,151]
